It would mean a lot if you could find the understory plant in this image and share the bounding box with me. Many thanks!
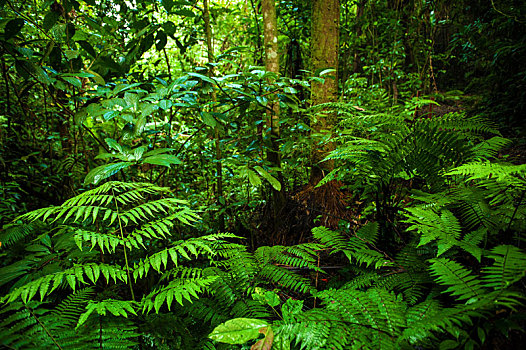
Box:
[1,107,525,350]
[207,107,526,349]
[0,181,225,348]
[0,181,325,349]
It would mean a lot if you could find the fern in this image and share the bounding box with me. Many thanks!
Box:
[482,245,526,289]
[141,276,218,313]
[77,299,138,327]
[132,234,228,280]
[429,258,484,302]
[0,181,210,348]
[312,223,392,268]
[52,287,95,327]
[0,221,45,247]
[0,288,121,350]
[404,207,463,256]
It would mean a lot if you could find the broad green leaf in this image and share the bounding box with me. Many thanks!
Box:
[78,40,97,57]
[15,59,34,80]
[159,99,172,110]
[95,153,115,160]
[254,166,281,191]
[112,83,143,96]
[65,50,79,59]
[105,138,123,152]
[439,340,459,350]
[201,112,217,127]
[143,154,182,167]
[248,170,261,186]
[319,68,336,76]
[62,76,82,88]
[162,0,174,12]
[256,95,267,106]
[162,21,176,36]
[132,146,146,161]
[34,66,53,85]
[252,288,280,307]
[209,318,269,344]
[85,69,105,85]
[187,72,215,85]
[156,31,168,51]
[175,9,195,17]
[84,162,132,185]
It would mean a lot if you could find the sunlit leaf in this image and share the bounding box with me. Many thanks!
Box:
[254,166,281,191]
[142,154,182,167]
[84,162,132,185]
[209,318,268,344]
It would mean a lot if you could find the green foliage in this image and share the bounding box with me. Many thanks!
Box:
[209,318,269,344]
[1,0,525,348]
[0,288,138,349]
[0,180,327,348]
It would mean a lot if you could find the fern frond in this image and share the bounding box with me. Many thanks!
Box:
[458,227,485,262]
[482,245,526,289]
[272,244,323,271]
[77,299,138,327]
[275,309,337,350]
[74,229,123,253]
[420,112,500,136]
[319,287,406,337]
[51,287,95,327]
[258,263,313,293]
[80,313,139,349]
[3,263,127,303]
[132,234,225,279]
[471,136,512,160]
[0,221,45,247]
[446,162,526,189]
[428,258,483,301]
[313,225,392,268]
[141,276,218,313]
[404,207,462,256]
[185,298,230,326]
[312,226,349,251]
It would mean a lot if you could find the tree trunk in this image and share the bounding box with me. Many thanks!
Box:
[203,0,225,231]
[310,0,340,184]
[262,0,285,216]
[292,0,346,232]
[353,0,366,74]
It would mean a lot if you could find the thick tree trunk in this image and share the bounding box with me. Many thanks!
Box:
[310,0,340,184]
[291,0,347,232]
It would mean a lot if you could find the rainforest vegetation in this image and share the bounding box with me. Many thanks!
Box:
[1,0,525,349]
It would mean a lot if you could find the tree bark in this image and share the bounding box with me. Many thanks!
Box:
[353,0,366,74]
[262,0,285,214]
[310,0,340,184]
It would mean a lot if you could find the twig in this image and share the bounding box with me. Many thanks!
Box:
[25,304,63,350]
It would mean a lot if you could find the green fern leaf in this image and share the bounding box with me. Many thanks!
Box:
[482,245,526,289]
[429,258,483,302]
